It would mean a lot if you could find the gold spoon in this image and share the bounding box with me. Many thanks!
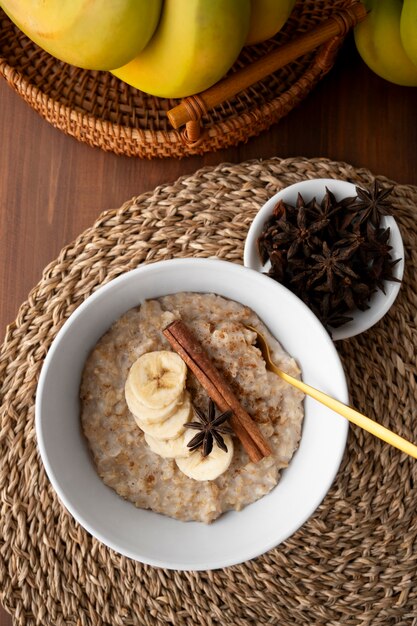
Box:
[247,325,417,460]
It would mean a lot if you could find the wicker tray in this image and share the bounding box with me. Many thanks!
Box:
[0,0,353,158]
[1,157,416,626]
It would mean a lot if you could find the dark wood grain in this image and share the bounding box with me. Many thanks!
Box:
[0,35,416,626]
[0,610,12,626]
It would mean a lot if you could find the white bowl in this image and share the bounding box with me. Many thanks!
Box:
[36,258,348,571]
[243,179,404,341]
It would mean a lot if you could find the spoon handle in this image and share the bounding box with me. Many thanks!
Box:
[275,367,417,460]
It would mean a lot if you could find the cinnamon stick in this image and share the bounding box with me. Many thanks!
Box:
[163,320,272,463]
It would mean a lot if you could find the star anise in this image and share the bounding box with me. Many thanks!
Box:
[185,400,233,457]
[345,181,394,226]
[256,183,401,333]
[309,242,358,292]
[270,209,328,259]
[314,293,353,329]
[307,188,343,221]
[272,199,288,219]
[335,275,371,311]
[267,249,287,282]
[362,223,392,261]
[335,221,365,250]
[368,257,401,293]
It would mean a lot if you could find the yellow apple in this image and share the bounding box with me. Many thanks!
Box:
[112,0,250,99]
[0,0,163,70]
[246,0,296,45]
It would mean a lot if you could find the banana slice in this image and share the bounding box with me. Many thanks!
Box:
[175,430,234,481]
[134,394,192,440]
[144,432,190,459]
[125,377,184,424]
[128,351,187,409]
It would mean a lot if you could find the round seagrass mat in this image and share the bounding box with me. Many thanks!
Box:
[1,157,417,626]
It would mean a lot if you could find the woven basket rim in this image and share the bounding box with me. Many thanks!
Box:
[0,49,329,146]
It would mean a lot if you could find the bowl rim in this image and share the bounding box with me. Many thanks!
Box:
[243,178,405,341]
[35,258,349,570]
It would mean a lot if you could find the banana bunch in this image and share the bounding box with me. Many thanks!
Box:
[354,0,417,86]
[1,0,296,97]
[125,351,233,481]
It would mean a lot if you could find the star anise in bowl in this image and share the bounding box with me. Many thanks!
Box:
[256,182,402,335]
[185,399,233,457]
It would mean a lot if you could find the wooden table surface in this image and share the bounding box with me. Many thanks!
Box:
[1,35,416,625]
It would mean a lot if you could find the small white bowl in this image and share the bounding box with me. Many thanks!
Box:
[243,179,404,341]
[36,258,348,571]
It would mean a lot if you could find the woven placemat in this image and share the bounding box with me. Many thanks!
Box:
[1,157,416,626]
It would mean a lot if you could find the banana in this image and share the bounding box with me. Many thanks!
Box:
[134,394,192,440]
[246,0,296,46]
[400,0,417,69]
[127,351,187,410]
[125,349,234,478]
[144,432,190,459]
[354,0,417,86]
[0,0,162,70]
[125,378,184,424]
[112,0,251,98]
[175,430,234,481]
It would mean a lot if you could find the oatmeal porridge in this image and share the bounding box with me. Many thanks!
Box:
[80,293,304,523]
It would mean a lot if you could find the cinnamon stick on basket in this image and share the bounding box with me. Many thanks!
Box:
[163,320,271,463]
